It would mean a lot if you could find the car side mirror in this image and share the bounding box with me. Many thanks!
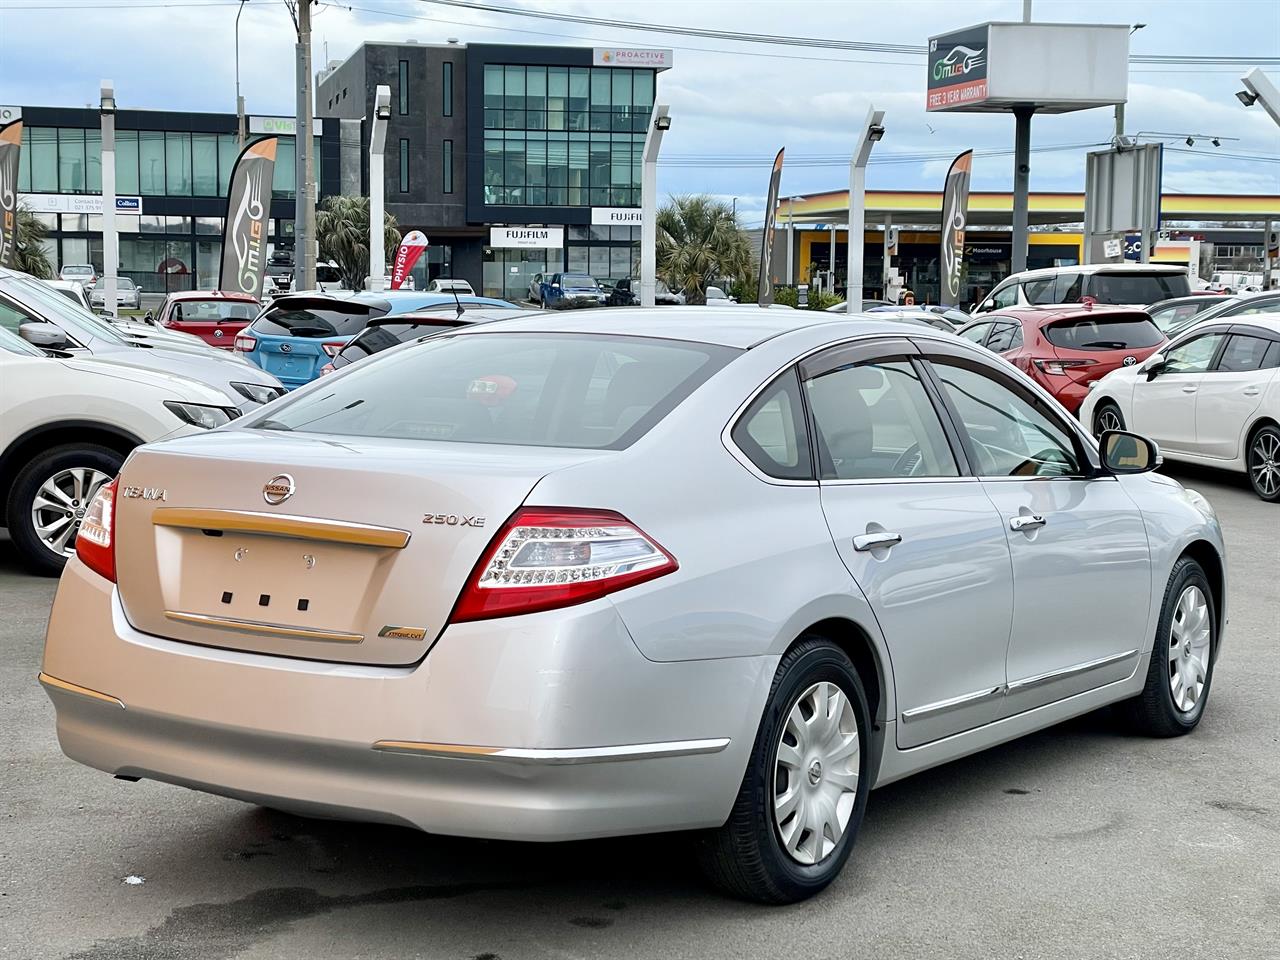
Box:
[552,282,560,289]
[1100,430,1162,475]
[1140,354,1166,379]
[143,311,154,323]
[19,321,70,350]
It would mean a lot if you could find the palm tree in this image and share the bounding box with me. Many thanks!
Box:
[656,195,752,304]
[12,205,55,279]
[315,195,401,291]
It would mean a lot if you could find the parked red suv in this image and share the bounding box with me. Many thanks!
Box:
[958,305,1167,414]
[148,291,261,349]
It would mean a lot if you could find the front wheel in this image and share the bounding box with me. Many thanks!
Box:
[1093,401,1125,437]
[1247,423,1280,502]
[697,638,871,903]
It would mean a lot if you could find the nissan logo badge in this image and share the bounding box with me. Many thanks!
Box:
[263,473,296,505]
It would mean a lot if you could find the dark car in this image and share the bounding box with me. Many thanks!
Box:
[958,305,1167,414]
[540,273,606,309]
[321,307,539,374]
[1146,294,1235,336]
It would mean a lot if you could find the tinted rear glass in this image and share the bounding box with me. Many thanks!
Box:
[1044,315,1165,351]
[563,275,597,287]
[249,333,737,450]
[1083,273,1189,304]
[252,306,380,338]
[333,321,459,368]
[172,299,258,322]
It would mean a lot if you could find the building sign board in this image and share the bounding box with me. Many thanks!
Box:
[19,193,143,215]
[0,106,21,124]
[249,116,323,136]
[1103,238,1123,258]
[591,207,644,226]
[592,48,673,70]
[927,25,989,111]
[490,226,564,249]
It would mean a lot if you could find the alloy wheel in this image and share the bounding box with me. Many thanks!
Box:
[30,467,112,558]
[772,681,860,865]
[1168,585,1212,713]
[1249,430,1280,499]
[1098,408,1123,435]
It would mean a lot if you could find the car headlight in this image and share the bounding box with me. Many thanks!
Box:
[230,381,286,404]
[163,400,239,429]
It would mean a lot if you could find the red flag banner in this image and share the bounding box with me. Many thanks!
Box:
[390,230,429,289]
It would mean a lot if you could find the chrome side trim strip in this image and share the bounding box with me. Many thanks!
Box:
[900,685,1005,723]
[1006,649,1140,694]
[152,508,410,549]
[372,737,731,765]
[38,672,125,709]
[165,610,364,644]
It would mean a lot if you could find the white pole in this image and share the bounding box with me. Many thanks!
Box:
[1240,68,1280,128]
[235,0,247,147]
[847,105,885,314]
[368,84,390,291]
[640,103,669,308]
[882,212,893,300]
[100,81,118,318]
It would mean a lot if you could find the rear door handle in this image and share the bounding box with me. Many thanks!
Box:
[1244,387,1261,397]
[1182,385,1197,394]
[853,532,902,552]
[1009,514,1046,532]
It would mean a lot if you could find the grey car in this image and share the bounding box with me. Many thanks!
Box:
[0,269,285,411]
[89,277,143,312]
[41,307,1225,903]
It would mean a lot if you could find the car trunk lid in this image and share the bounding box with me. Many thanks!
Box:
[113,430,607,665]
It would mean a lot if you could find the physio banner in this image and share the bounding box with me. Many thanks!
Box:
[0,119,22,270]
[218,137,278,297]
[757,147,785,307]
[940,149,973,305]
[390,230,429,289]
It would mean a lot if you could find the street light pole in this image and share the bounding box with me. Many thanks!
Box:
[847,104,885,314]
[640,103,670,308]
[100,81,118,319]
[235,0,247,147]
[293,0,316,292]
[368,84,391,291]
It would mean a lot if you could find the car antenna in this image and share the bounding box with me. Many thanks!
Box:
[450,284,465,319]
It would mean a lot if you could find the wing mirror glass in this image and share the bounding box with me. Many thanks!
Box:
[1101,430,1161,475]
[19,321,70,350]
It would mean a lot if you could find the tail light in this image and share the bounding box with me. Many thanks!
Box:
[319,362,336,376]
[233,332,257,352]
[1033,358,1098,376]
[320,341,346,358]
[75,480,119,583]
[450,508,677,623]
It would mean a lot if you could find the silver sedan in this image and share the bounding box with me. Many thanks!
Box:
[41,306,1226,903]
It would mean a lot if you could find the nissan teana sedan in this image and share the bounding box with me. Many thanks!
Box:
[42,308,1226,903]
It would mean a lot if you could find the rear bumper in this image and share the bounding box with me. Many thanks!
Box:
[41,558,772,841]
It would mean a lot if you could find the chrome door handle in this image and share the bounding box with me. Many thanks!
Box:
[853,532,902,552]
[1182,385,1197,394]
[1009,514,1046,532]
[1244,387,1261,397]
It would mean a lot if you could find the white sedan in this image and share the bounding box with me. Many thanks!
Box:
[1081,315,1280,501]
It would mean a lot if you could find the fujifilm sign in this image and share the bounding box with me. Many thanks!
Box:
[591,207,644,226]
[489,227,565,249]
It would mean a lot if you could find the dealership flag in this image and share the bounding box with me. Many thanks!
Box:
[940,149,974,305]
[218,137,278,297]
[390,230,429,289]
[0,119,22,270]
[757,147,785,307]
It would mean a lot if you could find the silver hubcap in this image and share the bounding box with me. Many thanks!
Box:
[1168,585,1211,713]
[1250,431,1280,498]
[772,681,860,865]
[30,467,112,557]
[1098,408,1122,435]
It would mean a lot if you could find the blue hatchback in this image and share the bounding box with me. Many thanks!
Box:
[235,291,520,389]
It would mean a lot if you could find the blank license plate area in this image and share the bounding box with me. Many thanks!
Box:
[161,529,385,634]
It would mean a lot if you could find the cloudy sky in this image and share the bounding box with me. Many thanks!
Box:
[2,0,1277,225]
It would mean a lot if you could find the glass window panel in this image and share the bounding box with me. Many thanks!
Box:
[58,128,86,193]
[17,127,31,192]
[192,134,218,196]
[274,136,295,196]
[165,132,192,195]
[588,245,609,278]
[1164,334,1225,374]
[31,128,60,192]
[442,61,453,117]
[138,131,165,195]
[484,64,503,99]
[217,134,238,194]
[610,246,632,279]
[399,59,409,115]
[399,138,409,192]
[590,68,610,107]
[61,237,89,270]
[527,66,546,108]
[632,70,654,107]
[85,129,101,193]
[567,245,588,273]
[504,139,524,203]
[548,66,568,99]
[611,71,631,111]
[731,371,812,480]
[195,216,221,235]
[568,67,589,130]
[115,130,139,195]
[610,141,631,188]
[443,139,453,194]
[116,214,139,234]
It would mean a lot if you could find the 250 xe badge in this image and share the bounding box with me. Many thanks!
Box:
[423,513,485,527]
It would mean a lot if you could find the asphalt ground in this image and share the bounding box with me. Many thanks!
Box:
[2,463,1277,960]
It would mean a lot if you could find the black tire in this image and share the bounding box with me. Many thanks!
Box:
[6,444,124,577]
[1245,423,1280,503]
[697,637,872,904]
[1092,400,1126,438]
[1117,556,1217,737]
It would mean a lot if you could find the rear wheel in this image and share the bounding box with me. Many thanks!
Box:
[7,444,123,576]
[1247,423,1280,502]
[1093,401,1125,437]
[697,638,871,903]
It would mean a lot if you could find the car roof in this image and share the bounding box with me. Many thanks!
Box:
[1002,263,1187,282]
[453,304,919,348]
[168,290,261,302]
[1148,294,1233,309]
[371,308,540,326]
[1183,313,1280,336]
[975,304,1152,325]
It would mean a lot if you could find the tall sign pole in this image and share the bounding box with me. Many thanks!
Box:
[293,0,315,291]
[640,103,670,308]
[368,84,391,291]
[100,82,118,317]
[847,105,885,313]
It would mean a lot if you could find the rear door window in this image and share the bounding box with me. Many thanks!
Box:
[1214,335,1274,373]
[248,333,736,450]
[334,321,460,367]
[730,370,812,480]
[1023,278,1057,305]
[1043,315,1164,351]
[985,322,1022,353]
[253,305,383,338]
[1084,272,1190,303]
[1164,333,1225,374]
[959,322,992,345]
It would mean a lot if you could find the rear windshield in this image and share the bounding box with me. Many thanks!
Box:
[1149,300,1215,333]
[252,305,382,338]
[563,275,597,287]
[1044,315,1165,351]
[332,321,459,367]
[172,299,258,322]
[94,278,134,290]
[1083,273,1189,304]
[62,265,92,275]
[248,333,737,450]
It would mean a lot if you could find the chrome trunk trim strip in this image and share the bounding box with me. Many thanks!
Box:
[164,610,364,644]
[38,672,125,709]
[371,737,732,765]
[152,508,410,549]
